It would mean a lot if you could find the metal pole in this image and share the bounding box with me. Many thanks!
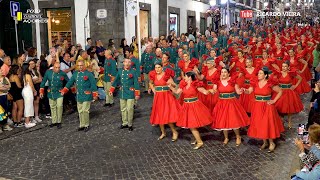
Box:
[136,0,142,62]
[14,18,19,54]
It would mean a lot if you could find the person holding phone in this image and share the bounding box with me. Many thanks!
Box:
[307,80,320,128]
[293,124,320,180]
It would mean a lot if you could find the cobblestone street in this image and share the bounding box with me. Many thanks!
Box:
[0,93,311,180]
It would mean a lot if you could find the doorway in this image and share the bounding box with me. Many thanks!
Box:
[0,0,33,57]
[169,13,179,36]
[138,10,150,40]
[47,9,72,48]
[187,16,196,33]
[200,17,207,35]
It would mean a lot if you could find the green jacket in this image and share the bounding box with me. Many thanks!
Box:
[154,57,162,65]
[141,52,156,74]
[189,47,199,59]
[111,68,140,99]
[169,47,178,64]
[161,47,171,55]
[40,70,69,100]
[130,56,141,76]
[65,70,97,102]
[197,40,206,56]
[179,41,188,48]
[104,57,117,82]
[218,36,228,49]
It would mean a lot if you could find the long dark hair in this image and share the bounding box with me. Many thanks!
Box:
[185,71,196,81]
[40,59,49,77]
[29,59,40,77]
[21,63,31,77]
[8,65,20,77]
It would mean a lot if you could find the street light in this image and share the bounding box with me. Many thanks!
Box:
[264,2,268,7]
[285,2,290,7]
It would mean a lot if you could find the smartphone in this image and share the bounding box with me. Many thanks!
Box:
[303,132,309,144]
[298,124,305,135]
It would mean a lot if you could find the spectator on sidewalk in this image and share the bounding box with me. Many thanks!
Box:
[29,59,43,123]
[293,124,320,180]
[1,56,11,77]
[8,65,24,128]
[0,49,5,67]
[0,69,11,133]
[85,38,92,51]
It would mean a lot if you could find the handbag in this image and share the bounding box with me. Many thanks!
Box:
[7,93,13,101]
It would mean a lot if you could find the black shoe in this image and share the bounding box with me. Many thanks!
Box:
[120,125,128,129]
[128,126,133,131]
[143,91,148,93]
[78,127,85,131]
[57,123,62,129]
[109,103,114,107]
[49,123,57,128]
[84,126,90,132]
[104,103,110,107]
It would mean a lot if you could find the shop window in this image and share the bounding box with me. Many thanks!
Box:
[47,9,72,48]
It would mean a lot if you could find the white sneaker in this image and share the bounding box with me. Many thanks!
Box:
[34,117,42,123]
[3,125,13,131]
[0,128,3,133]
[31,119,37,124]
[25,122,36,128]
[7,118,13,125]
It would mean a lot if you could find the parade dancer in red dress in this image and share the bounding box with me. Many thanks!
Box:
[272,43,287,68]
[243,67,284,153]
[149,64,180,141]
[169,72,212,150]
[239,58,259,114]
[274,61,304,129]
[286,49,311,94]
[211,67,250,146]
[296,43,312,81]
[255,50,280,71]
[177,52,199,104]
[195,57,220,112]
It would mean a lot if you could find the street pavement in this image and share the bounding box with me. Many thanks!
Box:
[0,92,311,180]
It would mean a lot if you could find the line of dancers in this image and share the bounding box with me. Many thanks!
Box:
[148,50,307,152]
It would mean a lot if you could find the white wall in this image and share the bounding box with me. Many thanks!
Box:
[74,0,90,47]
[124,0,159,44]
[167,0,210,34]
[31,0,41,58]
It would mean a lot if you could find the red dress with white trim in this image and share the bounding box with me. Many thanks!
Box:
[149,70,181,125]
[248,79,285,139]
[176,80,213,128]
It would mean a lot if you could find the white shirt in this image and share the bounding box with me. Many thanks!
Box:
[60,61,72,79]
